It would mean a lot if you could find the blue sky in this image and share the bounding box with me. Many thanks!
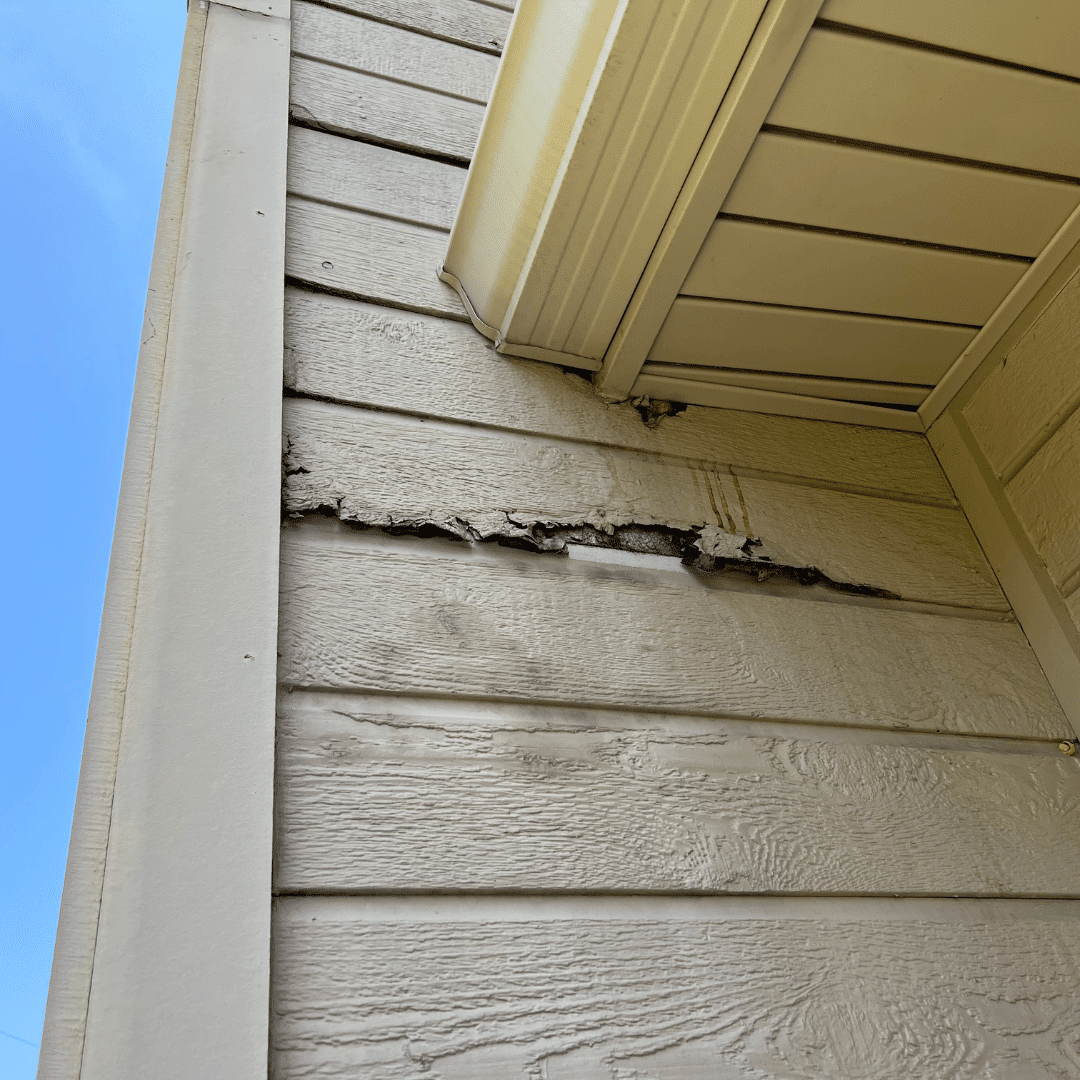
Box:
[0,1,186,1074]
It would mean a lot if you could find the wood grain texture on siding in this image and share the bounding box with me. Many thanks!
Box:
[290,56,484,161]
[769,28,1080,177]
[723,130,1080,258]
[682,218,1026,326]
[312,0,511,54]
[292,2,499,104]
[282,289,956,504]
[278,527,1067,738]
[650,297,974,385]
[965,264,1080,481]
[1007,404,1080,591]
[283,397,1006,609]
[287,125,465,229]
[276,693,1080,895]
[819,0,1080,81]
[272,897,1080,1079]
[285,198,466,319]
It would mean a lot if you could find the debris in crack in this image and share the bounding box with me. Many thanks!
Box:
[630,395,688,427]
[285,503,899,599]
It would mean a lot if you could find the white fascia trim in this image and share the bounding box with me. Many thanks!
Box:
[38,4,289,1078]
[441,0,778,369]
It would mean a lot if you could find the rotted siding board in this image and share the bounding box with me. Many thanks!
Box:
[278,526,1067,738]
[1007,405,1080,592]
[277,692,1080,895]
[285,197,467,319]
[289,56,484,161]
[819,0,1080,81]
[284,396,1005,609]
[723,130,1080,257]
[769,27,1080,176]
[682,218,1027,326]
[273,896,1080,1079]
[291,1,498,104]
[283,289,955,504]
[287,124,465,229]
[965,264,1080,481]
[309,0,512,54]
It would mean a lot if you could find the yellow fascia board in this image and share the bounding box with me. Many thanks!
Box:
[441,0,771,368]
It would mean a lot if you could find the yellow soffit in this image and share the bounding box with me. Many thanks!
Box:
[440,0,820,373]
[442,0,1080,433]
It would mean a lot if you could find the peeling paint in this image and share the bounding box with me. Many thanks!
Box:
[285,504,900,599]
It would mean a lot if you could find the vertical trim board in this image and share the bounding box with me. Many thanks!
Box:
[46,4,290,1078]
[36,9,210,1077]
[929,410,1080,732]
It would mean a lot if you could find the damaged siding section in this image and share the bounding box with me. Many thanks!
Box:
[273,2,1080,1077]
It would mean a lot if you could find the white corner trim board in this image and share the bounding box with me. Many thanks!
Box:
[440,0,809,372]
[38,4,289,1079]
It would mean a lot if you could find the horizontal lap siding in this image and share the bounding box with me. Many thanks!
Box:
[283,289,954,502]
[275,5,1080,1074]
[276,693,1080,895]
[283,397,1006,609]
[273,898,1080,1079]
[965,262,1080,632]
[278,527,1064,739]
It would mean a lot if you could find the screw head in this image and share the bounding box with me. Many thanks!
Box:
[1059,741,1076,756]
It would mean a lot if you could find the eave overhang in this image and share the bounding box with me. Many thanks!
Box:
[442,0,1080,432]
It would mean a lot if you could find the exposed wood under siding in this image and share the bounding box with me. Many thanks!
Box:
[769,27,1080,176]
[283,397,1005,608]
[723,130,1080,257]
[965,264,1080,480]
[649,297,973,384]
[819,0,1080,80]
[682,218,1027,325]
[287,124,465,229]
[291,1,498,104]
[273,896,1080,1079]
[278,526,1067,738]
[285,197,467,319]
[312,0,512,54]
[289,56,484,161]
[282,289,956,503]
[276,692,1080,895]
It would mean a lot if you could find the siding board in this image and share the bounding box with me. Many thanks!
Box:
[290,56,484,161]
[283,396,1006,608]
[1007,404,1080,590]
[278,527,1067,738]
[292,1,499,104]
[273,897,1080,1079]
[965,265,1080,480]
[682,218,1027,326]
[287,124,465,229]
[285,197,467,319]
[311,0,512,54]
[283,289,956,503]
[769,27,1080,176]
[276,693,1080,895]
